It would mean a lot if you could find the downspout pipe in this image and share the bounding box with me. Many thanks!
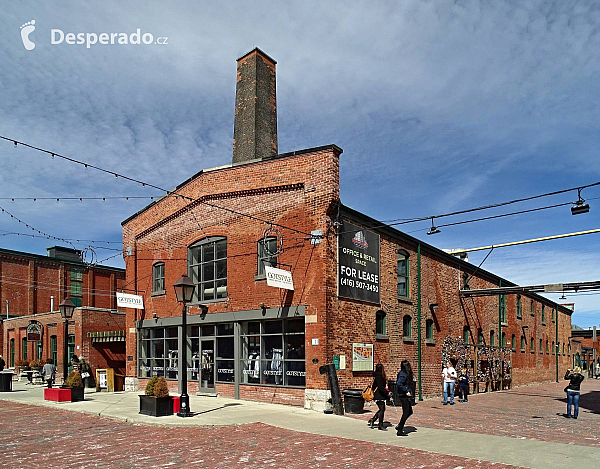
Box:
[417,244,422,401]
[556,312,559,382]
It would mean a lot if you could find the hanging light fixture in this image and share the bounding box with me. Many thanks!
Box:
[427,218,441,235]
[571,188,590,215]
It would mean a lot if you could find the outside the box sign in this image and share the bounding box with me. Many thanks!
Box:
[338,221,380,304]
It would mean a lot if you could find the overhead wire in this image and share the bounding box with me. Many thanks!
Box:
[1,135,314,237]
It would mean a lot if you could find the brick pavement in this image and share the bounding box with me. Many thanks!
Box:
[352,378,600,447]
[0,402,518,468]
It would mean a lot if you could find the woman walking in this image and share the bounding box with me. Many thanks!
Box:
[395,360,414,436]
[367,363,390,430]
[564,366,584,419]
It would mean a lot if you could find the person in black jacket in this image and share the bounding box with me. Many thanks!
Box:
[395,360,414,436]
[457,367,470,403]
[367,363,389,430]
[564,366,584,419]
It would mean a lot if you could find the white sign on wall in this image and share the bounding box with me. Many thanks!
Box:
[116,292,144,309]
[264,266,294,290]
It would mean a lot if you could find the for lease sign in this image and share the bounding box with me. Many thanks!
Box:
[338,221,380,304]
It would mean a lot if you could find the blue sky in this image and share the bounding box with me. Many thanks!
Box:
[1,1,599,327]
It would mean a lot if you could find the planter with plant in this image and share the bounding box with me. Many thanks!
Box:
[64,370,85,402]
[139,376,173,416]
[29,358,44,372]
[15,359,30,375]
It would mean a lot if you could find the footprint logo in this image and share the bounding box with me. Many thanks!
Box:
[20,20,36,51]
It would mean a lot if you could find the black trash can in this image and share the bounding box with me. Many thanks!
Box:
[0,372,13,392]
[387,379,398,405]
[342,388,365,414]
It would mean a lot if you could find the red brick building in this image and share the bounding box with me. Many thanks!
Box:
[121,49,573,408]
[0,246,126,379]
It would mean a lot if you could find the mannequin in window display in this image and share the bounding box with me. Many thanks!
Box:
[271,348,283,385]
[191,352,200,381]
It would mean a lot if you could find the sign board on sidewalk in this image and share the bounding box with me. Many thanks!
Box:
[352,343,374,372]
[116,292,144,309]
[26,323,42,342]
[265,266,294,290]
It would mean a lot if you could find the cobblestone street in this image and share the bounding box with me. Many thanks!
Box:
[353,378,600,447]
[0,403,516,469]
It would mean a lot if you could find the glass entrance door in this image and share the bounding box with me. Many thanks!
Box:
[199,339,215,392]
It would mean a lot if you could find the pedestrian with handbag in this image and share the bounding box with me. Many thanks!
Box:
[395,360,414,436]
[41,359,56,388]
[367,363,390,430]
[564,366,584,419]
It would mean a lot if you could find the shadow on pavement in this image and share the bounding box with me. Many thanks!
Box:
[195,402,243,415]
[556,390,600,415]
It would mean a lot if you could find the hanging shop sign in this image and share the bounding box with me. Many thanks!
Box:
[26,323,42,342]
[352,343,374,372]
[338,221,380,304]
[265,266,294,290]
[116,292,144,309]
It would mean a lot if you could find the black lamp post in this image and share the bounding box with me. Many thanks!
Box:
[59,298,75,385]
[173,274,195,417]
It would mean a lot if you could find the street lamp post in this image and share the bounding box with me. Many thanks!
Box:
[173,274,195,417]
[59,298,75,385]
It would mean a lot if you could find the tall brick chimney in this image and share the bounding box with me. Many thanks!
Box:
[233,48,278,164]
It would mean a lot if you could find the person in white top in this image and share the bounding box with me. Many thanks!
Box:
[442,361,457,405]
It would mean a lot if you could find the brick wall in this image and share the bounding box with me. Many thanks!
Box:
[327,223,573,398]
[2,307,125,380]
[122,147,342,396]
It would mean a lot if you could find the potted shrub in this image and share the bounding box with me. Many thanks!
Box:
[139,376,173,417]
[15,359,30,375]
[30,358,44,371]
[64,370,85,402]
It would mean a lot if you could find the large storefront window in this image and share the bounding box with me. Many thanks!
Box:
[138,317,305,388]
[241,318,305,387]
[139,327,178,379]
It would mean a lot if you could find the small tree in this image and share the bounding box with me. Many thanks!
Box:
[145,376,159,396]
[153,377,169,398]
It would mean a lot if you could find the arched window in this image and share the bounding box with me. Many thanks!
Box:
[463,326,470,344]
[520,336,525,351]
[541,305,546,324]
[68,334,75,362]
[501,332,506,348]
[189,237,227,302]
[562,343,565,355]
[516,295,522,319]
[426,319,434,340]
[530,336,534,352]
[152,262,165,294]
[545,340,549,353]
[397,250,410,298]
[22,337,27,360]
[50,335,57,365]
[10,338,15,367]
[376,310,386,335]
[540,339,543,353]
[552,341,555,355]
[477,328,483,345]
[490,330,495,347]
[511,334,516,349]
[568,344,571,355]
[257,236,278,276]
[403,315,412,338]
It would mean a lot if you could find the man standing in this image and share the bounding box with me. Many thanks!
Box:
[0,355,5,371]
[442,361,457,405]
